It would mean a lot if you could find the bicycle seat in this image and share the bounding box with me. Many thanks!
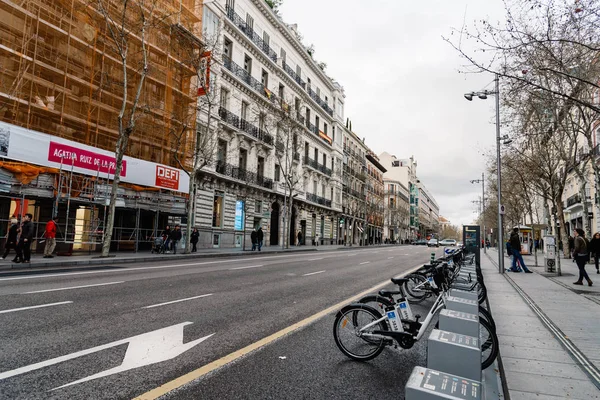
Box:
[378,289,402,298]
[391,277,409,285]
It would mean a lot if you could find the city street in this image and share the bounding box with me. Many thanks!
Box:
[0,245,440,399]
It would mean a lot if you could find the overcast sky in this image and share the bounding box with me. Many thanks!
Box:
[279,0,507,227]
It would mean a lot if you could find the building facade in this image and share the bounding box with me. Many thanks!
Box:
[193,0,347,249]
[418,181,439,237]
[365,152,386,244]
[383,178,410,243]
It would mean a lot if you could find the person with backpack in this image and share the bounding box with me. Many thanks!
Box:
[509,227,532,273]
[573,228,593,286]
[589,232,600,275]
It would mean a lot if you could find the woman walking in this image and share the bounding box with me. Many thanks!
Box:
[573,228,593,286]
[1,218,19,260]
[190,228,199,252]
[590,232,600,274]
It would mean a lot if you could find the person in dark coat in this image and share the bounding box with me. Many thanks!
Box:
[573,228,592,286]
[297,231,302,246]
[162,225,171,252]
[509,228,531,273]
[17,213,34,263]
[257,227,264,251]
[170,225,182,254]
[588,232,600,274]
[568,235,575,259]
[250,229,258,251]
[2,218,19,260]
[190,228,199,252]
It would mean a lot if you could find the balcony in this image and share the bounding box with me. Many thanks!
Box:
[307,87,333,116]
[225,6,278,63]
[306,192,332,208]
[282,61,306,89]
[222,57,282,108]
[303,156,332,176]
[218,106,274,146]
[343,185,364,200]
[343,165,367,182]
[305,119,319,136]
[293,152,300,162]
[215,162,274,190]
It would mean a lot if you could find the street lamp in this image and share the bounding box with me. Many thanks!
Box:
[470,173,486,254]
[464,74,504,274]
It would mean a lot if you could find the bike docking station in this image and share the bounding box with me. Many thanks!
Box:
[438,309,479,338]
[445,296,478,315]
[405,366,481,400]
[449,288,478,302]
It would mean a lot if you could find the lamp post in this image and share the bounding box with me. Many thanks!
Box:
[470,172,486,253]
[464,74,504,274]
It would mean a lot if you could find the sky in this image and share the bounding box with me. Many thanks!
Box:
[279,0,507,227]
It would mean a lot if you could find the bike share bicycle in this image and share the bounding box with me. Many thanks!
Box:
[332,248,498,370]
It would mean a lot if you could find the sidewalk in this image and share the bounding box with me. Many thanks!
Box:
[0,243,404,273]
[482,249,600,399]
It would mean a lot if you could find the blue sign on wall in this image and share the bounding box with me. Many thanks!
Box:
[234,200,245,231]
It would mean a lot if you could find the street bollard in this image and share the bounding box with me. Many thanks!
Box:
[438,309,479,337]
[427,329,481,382]
[405,366,481,400]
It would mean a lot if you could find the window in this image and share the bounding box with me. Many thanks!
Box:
[255,200,262,213]
[259,113,266,131]
[244,55,252,75]
[324,123,328,135]
[331,188,334,201]
[261,69,269,87]
[246,14,254,29]
[332,126,335,141]
[241,101,249,120]
[217,140,227,164]
[274,165,280,182]
[305,142,309,159]
[392,160,400,167]
[280,48,286,65]
[307,77,311,90]
[305,108,311,125]
[213,191,224,227]
[278,83,284,99]
[322,154,326,166]
[295,98,301,119]
[226,0,235,9]
[239,148,248,170]
[322,184,326,197]
[325,95,328,104]
[316,87,321,97]
[223,38,233,60]
[296,65,302,79]
[315,115,320,130]
[314,148,318,162]
[257,156,265,178]
[220,88,229,108]
[313,180,317,194]
[263,31,270,46]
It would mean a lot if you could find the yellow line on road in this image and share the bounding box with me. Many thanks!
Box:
[133,261,424,400]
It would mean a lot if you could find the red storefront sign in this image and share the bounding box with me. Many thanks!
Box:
[155,165,180,190]
[48,142,127,176]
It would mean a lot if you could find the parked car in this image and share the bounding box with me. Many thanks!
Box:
[427,238,439,247]
[439,239,457,247]
[456,241,463,248]
[413,239,427,245]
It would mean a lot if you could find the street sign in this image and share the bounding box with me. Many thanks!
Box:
[499,204,505,215]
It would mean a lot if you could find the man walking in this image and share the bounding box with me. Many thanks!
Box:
[17,213,34,264]
[250,229,257,251]
[2,218,19,261]
[171,225,182,254]
[257,226,264,251]
[43,217,57,258]
[509,227,532,273]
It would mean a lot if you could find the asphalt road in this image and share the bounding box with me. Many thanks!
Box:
[0,245,442,399]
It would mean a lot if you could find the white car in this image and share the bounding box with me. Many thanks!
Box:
[439,239,457,247]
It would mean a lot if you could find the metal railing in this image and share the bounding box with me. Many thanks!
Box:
[306,192,332,207]
[307,87,333,116]
[215,162,274,190]
[282,61,306,89]
[222,57,282,109]
[303,156,332,176]
[218,106,273,146]
[225,6,278,63]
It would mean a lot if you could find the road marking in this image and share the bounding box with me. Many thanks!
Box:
[302,270,325,276]
[346,253,357,256]
[359,261,371,265]
[307,258,324,261]
[0,250,360,282]
[404,254,410,255]
[388,257,394,259]
[387,249,394,252]
[0,301,72,315]
[229,265,264,270]
[22,282,125,294]
[133,261,426,400]
[0,322,213,390]
[143,294,213,309]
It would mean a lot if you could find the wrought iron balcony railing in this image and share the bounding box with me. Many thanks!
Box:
[218,106,273,146]
[225,6,278,63]
[222,57,282,108]
[306,192,332,208]
[303,157,332,176]
[214,162,273,190]
[282,61,306,89]
[307,87,333,116]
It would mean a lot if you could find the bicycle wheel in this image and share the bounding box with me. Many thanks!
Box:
[404,274,429,303]
[480,317,499,370]
[333,304,388,361]
[477,281,487,304]
[478,305,496,332]
[356,295,394,316]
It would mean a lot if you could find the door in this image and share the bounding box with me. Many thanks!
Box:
[270,202,279,246]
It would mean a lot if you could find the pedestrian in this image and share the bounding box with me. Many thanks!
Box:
[251,229,257,251]
[529,238,533,253]
[170,225,182,254]
[573,228,593,286]
[505,240,513,257]
[297,230,302,246]
[257,226,263,251]
[568,235,575,259]
[17,213,34,263]
[590,232,600,274]
[162,225,171,253]
[43,217,57,258]
[190,228,199,252]
[2,218,19,260]
[509,227,532,273]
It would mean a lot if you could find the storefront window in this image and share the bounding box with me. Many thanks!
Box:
[213,191,224,227]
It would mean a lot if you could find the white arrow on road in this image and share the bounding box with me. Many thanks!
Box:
[0,322,213,391]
